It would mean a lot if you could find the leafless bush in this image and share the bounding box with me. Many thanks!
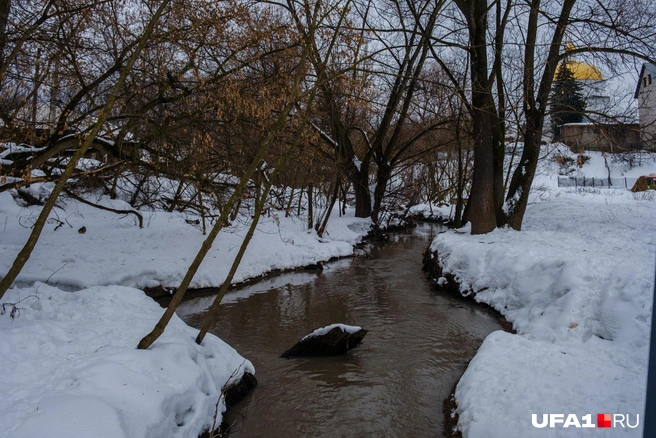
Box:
[632,191,655,202]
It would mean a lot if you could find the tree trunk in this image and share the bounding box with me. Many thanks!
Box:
[371,163,391,225]
[285,187,294,217]
[453,146,466,228]
[317,177,339,237]
[351,159,371,218]
[353,180,371,218]
[31,49,41,145]
[505,128,540,230]
[0,0,10,69]
[505,0,576,230]
[195,178,272,345]
[467,116,498,234]
[307,182,313,229]
[137,126,282,350]
[456,0,500,235]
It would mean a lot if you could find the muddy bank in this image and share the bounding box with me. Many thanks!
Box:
[422,247,514,334]
[199,372,258,437]
[144,258,339,306]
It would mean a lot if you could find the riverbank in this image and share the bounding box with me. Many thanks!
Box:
[0,191,371,291]
[426,153,656,437]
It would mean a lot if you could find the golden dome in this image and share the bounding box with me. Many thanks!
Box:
[556,60,604,81]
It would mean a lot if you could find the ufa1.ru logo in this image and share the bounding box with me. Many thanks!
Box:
[531,414,640,428]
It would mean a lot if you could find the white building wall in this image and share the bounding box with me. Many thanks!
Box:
[637,66,656,148]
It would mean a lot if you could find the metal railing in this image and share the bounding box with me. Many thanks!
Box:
[557,176,638,189]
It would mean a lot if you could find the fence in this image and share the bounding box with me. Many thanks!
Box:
[557,176,638,189]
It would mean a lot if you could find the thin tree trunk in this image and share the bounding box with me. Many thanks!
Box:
[0,0,11,72]
[505,0,576,230]
[167,180,185,212]
[371,163,391,225]
[285,187,294,217]
[138,123,287,350]
[31,49,41,145]
[307,182,313,229]
[129,174,147,207]
[453,144,465,228]
[195,157,288,344]
[197,183,206,235]
[49,60,59,134]
[317,176,339,237]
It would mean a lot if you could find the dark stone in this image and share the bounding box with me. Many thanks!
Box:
[281,326,367,358]
[222,372,258,408]
[199,372,258,438]
[304,261,324,270]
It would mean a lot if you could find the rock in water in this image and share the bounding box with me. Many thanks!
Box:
[281,323,367,358]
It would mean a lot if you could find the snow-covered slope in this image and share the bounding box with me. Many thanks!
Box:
[0,283,253,438]
[431,148,656,437]
[0,190,370,290]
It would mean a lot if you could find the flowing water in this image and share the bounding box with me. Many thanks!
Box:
[178,223,505,437]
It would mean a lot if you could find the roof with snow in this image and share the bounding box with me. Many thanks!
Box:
[633,63,656,98]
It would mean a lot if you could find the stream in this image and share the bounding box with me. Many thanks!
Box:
[177,223,505,437]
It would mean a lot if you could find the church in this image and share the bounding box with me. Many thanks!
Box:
[556,56,609,116]
[554,46,642,152]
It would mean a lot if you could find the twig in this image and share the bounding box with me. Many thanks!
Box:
[0,294,39,321]
[64,188,143,227]
[46,262,69,285]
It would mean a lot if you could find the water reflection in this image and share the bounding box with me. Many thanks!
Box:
[178,223,505,437]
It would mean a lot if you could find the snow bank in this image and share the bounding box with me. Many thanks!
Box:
[0,283,253,438]
[431,157,656,437]
[0,191,371,290]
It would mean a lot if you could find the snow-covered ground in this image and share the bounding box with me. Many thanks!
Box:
[0,190,370,290]
[430,147,656,437]
[1,283,253,438]
[0,185,370,437]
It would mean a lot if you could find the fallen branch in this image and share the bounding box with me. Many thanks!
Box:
[64,188,143,228]
[0,161,124,193]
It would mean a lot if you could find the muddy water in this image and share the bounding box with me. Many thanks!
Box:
[178,223,504,437]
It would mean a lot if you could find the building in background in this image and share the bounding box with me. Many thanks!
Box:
[553,45,644,152]
[635,63,656,150]
[555,44,611,117]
